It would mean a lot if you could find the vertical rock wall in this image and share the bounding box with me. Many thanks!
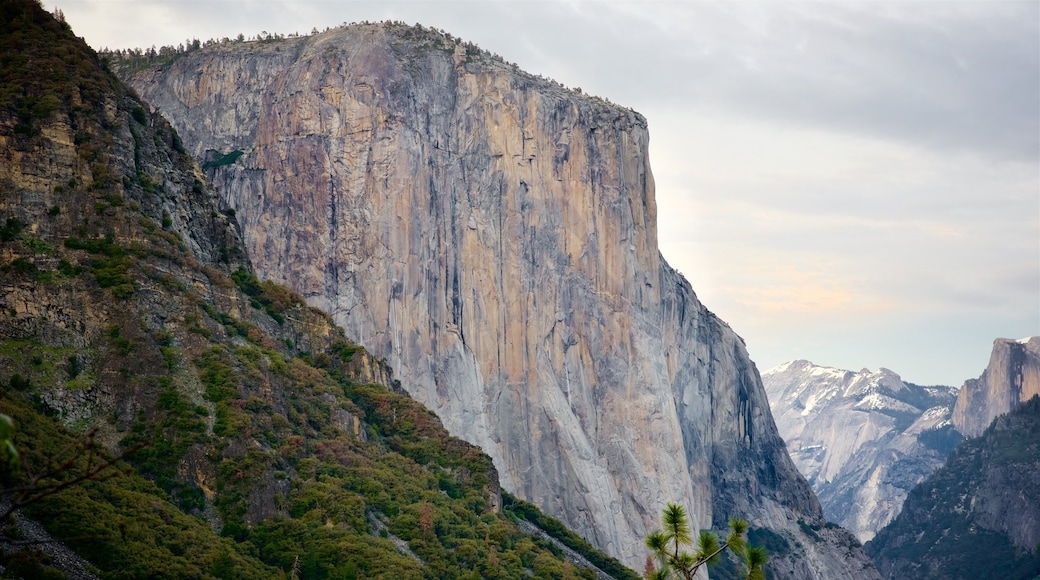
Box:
[952,337,1040,437]
[124,24,878,577]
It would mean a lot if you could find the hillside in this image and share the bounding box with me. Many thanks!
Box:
[763,361,960,542]
[0,2,634,578]
[865,395,1040,579]
[113,20,879,578]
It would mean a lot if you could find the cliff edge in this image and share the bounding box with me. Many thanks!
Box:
[952,337,1040,437]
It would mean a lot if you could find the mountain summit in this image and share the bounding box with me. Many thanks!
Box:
[763,360,960,542]
[115,22,878,577]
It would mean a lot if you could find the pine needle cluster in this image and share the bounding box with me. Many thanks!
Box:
[644,503,766,580]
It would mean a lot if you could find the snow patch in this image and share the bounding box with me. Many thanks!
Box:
[854,393,919,414]
[765,360,799,375]
[809,365,848,380]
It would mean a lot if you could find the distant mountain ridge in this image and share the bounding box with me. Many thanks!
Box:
[763,360,960,542]
[862,336,1040,579]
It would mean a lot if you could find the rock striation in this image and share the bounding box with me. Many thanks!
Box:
[763,361,960,542]
[952,336,1040,437]
[120,24,879,577]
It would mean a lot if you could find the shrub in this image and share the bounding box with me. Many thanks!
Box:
[0,217,25,242]
[201,150,244,170]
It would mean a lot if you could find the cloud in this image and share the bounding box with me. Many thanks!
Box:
[59,1,1038,160]
[513,2,1038,162]
[720,265,898,316]
[49,0,1039,386]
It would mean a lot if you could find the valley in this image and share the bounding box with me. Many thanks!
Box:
[2,2,1035,578]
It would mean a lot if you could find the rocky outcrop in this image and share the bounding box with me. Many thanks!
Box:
[120,24,879,577]
[763,361,960,542]
[952,337,1040,437]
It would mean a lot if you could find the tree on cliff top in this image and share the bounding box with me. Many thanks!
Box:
[644,503,766,580]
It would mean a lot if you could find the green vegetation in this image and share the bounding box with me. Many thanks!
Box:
[201,149,245,170]
[0,547,69,580]
[0,217,25,242]
[64,235,137,298]
[231,267,304,325]
[503,492,641,580]
[644,503,766,580]
[2,324,620,578]
[0,0,120,141]
[0,398,275,579]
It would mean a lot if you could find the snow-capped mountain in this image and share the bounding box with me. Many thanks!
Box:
[763,360,960,542]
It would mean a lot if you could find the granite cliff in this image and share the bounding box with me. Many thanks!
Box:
[763,361,960,542]
[119,24,878,577]
[952,336,1040,437]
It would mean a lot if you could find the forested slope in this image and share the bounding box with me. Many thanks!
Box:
[865,396,1040,580]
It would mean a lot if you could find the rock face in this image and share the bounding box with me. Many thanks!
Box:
[120,24,879,577]
[763,361,960,542]
[865,395,1040,579]
[952,337,1040,437]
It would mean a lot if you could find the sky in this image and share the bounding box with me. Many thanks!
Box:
[45,0,1039,387]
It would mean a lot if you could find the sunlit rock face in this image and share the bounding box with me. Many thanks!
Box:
[952,336,1040,437]
[763,361,960,542]
[122,24,879,577]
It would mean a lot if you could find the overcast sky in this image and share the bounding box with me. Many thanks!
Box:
[47,0,1039,387]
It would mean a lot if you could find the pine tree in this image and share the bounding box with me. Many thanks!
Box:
[644,503,766,580]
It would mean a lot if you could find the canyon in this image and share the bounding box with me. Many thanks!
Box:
[763,336,1040,548]
[866,394,1040,579]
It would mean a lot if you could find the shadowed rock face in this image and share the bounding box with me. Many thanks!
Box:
[121,24,878,577]
[952,337,1040,437]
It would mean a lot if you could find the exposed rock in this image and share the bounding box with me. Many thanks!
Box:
[0,505,101,580]
[121,24,879,577]
[952,336,1040,437]
[763,361,960,542]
